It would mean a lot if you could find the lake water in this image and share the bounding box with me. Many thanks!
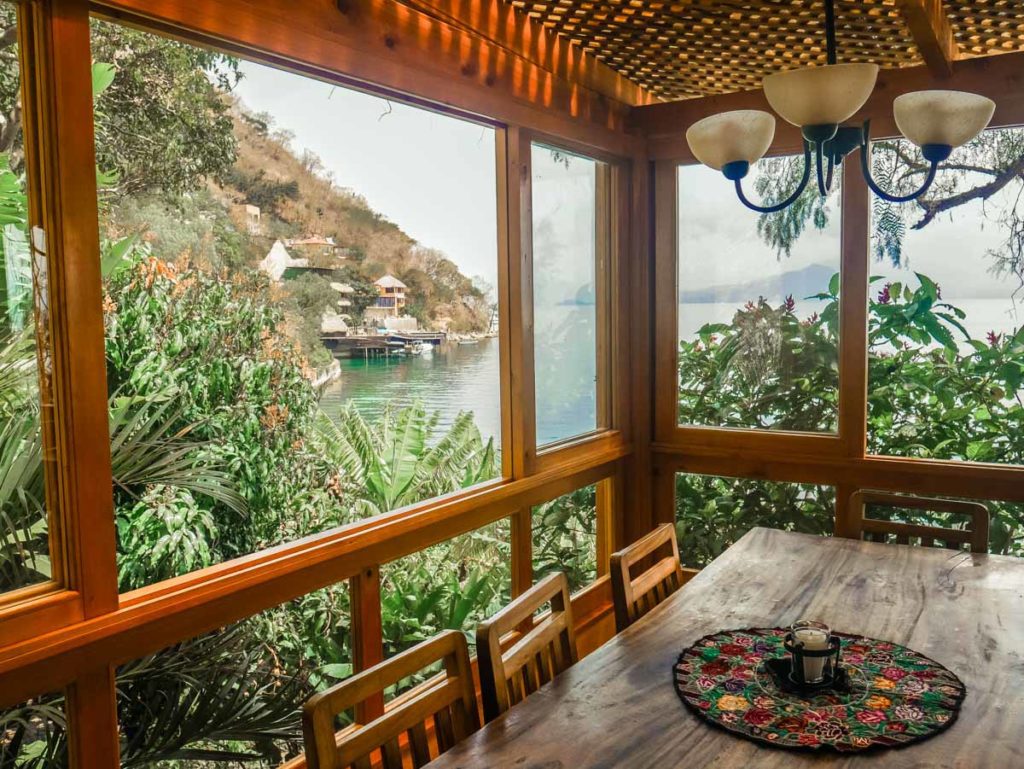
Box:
[320,298,1024,441]
[319,338,594,447]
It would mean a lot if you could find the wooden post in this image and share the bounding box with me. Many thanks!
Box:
[65,665,120,768]
[349,565,384,722]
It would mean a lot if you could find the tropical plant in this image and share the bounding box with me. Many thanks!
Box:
[531,485,598,592]
[317,402,497,518]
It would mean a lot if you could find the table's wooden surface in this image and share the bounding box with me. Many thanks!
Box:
[429,528,1024,768]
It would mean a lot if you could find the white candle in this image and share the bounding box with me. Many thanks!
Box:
[794,625,829,682]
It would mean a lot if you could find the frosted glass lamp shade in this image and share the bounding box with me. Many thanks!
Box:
[685,110,776,171]
[763,63,879,127]
[893,90,996,149]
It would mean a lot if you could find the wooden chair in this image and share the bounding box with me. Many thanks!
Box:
[476,572,578,722]
[850,490,990,554]
[302,629,480,769]
[610,523,686,633]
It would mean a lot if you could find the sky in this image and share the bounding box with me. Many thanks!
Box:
[232,61,499,291]
[679,155,1024,327]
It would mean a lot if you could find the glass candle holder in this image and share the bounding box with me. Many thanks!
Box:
[785,620,840,685]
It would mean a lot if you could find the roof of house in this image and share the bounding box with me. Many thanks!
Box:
[375,274,408,289]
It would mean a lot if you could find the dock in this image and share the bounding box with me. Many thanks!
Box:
[321,331,446,358]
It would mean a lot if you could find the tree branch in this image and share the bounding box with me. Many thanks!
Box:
[912,154,1024,230]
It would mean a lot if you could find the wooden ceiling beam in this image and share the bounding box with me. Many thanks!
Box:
[895,0,959,77]
[92,0,643,155]
[397,0,659,107]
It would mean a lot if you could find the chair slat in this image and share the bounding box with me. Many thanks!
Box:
[407,722,431,768]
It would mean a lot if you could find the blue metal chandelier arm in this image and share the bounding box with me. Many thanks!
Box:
[734,140,813,214]
[859,126,941,204]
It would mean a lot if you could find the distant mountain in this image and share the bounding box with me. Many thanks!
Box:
[680,262,836,304]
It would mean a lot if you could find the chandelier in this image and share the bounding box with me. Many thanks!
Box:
[684,0,996,213]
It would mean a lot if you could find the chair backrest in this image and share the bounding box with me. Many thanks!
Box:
[850,491,990,554]
[302,630,480,769]
[475,572,578,723]
[610,523,686,633]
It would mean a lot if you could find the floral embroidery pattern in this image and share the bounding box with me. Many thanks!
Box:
[674,628,965,753]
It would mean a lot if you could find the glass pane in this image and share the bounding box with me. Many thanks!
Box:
[0,693,66,767]
[532,483,597,593]
[0,2,57,595]
[117,587,349,765]
[532,144,600,446]
[381,519,510,697]
[866,128,1024,467]
[91,20,501,591]
[677,160,841,432]
[674,473,834,568]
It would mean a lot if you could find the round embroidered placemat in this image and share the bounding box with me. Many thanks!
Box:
[673,627,966,753]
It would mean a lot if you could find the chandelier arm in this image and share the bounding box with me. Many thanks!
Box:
[814,142,837,195]
[734,141,813,214]
[859,139,939,203]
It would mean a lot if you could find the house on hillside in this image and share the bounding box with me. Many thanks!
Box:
[259,238,348,282]
[367,274,407,318]
[258,240,307,281]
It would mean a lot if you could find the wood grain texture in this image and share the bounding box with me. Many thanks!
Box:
[428,528,1024,769]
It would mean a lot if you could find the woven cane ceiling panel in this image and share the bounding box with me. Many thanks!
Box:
[503,0,1024,101]
[947,1,1024,57]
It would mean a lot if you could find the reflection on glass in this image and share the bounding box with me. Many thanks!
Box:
[0,2,55,595]
[677,161,841,433]
[675,473,834,569]
[91,19,500,591]
[866,129,1024,476]
[532,483,597,593]
[381,519,510,697]
[532,144,599,446]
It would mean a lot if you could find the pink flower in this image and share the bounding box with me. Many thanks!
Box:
[987,330,1002,346]
[882,667,907,681]
[784,294,796,313]
[855,709,887,725]
[877,284,892,304]
[696,675,716,691]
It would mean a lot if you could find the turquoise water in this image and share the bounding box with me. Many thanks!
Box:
[319,339,504,442]
[318,336,597,446]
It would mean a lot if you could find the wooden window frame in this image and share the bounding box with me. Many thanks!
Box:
[0,1,640,766]
[646,52,1024,540]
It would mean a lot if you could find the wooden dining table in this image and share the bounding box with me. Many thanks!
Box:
[428,527,1024,768]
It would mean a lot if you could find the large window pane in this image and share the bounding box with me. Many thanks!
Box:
[0,693,66,767]
[866,128,1024,471]
[532,144,601,446]
[677,161,841,432]
[91,20,501,591]
[675,473,834,568]
[0,2,57,595]
[532,483,597,593]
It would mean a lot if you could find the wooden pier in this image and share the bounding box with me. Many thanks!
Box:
[321,331,446,358]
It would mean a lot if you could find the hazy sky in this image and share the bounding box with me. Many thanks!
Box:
[679,159,1024,305]
[232,61,499,289]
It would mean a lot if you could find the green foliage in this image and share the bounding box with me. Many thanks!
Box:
[532,485,597,593]
[318,402,496,517]
[89,18,240,197]
[219,167,300,217]
[675,476,834,568]
[677,272,1024,561]
[678,288,839,432]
